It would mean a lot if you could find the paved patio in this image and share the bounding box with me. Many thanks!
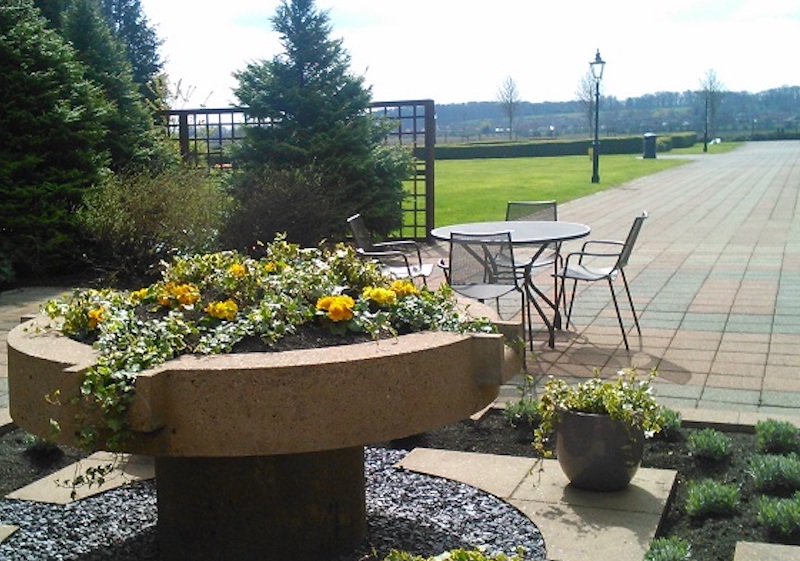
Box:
[425,140,800,423]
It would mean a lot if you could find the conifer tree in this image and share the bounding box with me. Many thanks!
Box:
[0,0,109,276]
[62,0,170,171]
[231,0,410,244]
[98,0,163,105]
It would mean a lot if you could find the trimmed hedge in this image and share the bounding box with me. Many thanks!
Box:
[427,132,697,160]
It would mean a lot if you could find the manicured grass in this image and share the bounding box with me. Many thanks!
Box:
[433,143,741,226]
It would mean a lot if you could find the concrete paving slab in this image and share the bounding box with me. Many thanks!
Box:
[398,448,676,561]
[509,500,661,561]
[5,453,154,504]
[396,448,537,499]
[734,541,800,561]
[0,525,18,545]
[512,462,676,516]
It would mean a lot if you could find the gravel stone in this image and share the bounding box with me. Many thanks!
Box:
[0,447,545,560]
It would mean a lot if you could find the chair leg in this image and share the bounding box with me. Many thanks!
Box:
[563,278,578,330]
[607,278,630,350]
[620,270,641,335]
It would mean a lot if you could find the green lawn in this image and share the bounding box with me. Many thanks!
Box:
[433,143,740,226]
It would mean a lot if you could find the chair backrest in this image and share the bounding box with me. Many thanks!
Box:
[346,213,374,251]
[506,201,558,222]
[616,211,649,270]
[448,230,517,288]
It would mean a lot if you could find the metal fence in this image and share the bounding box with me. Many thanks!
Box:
[159,100,435,240]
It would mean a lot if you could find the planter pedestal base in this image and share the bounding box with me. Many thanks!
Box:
[155,447,366,561]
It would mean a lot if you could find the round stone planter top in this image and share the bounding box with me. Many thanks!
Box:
[8,316,521,457]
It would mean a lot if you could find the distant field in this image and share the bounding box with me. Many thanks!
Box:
[432,143,739,225]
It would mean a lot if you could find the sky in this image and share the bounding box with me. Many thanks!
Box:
[139,0,800,109]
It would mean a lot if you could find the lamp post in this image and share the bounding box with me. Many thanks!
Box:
[590,49,605,184]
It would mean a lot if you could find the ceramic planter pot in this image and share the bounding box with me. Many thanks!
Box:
[555,409,644,491]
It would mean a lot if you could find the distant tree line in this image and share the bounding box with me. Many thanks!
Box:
[434,85,800,142]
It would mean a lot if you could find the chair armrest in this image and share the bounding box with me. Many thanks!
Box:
[563,249,622,269]
[437,258,450,284]
[580,239,624,251]
[356,248,414,271]
[372,240,423,266]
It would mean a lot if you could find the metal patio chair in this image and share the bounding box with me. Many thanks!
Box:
[504,200,561,282]
[556,211,648,350]
[347,213,434,286]
[446,230,529,344]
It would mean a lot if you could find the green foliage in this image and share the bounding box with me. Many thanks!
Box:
[503,398,540,428]
[62,0,172,171]
[755,419,800,455]
[0,252,15,287]
[757,492,800,539]
[533,368,664,457]
[383,546,526,561]
[644,536,691,561]
[44,239,496,450]
[98,0,164,106]
[232,0,412,243]
[21,433,64,462]
[749,454,800,495]
[77,166,230,280]
[655,407,682,440]
[687,428,732,462]
[222,164,343,250]
[0,0,109,276]
[685,479,740,518]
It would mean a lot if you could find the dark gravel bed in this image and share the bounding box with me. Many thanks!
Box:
[0,440,545,561]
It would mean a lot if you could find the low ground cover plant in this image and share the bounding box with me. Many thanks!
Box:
[686,428,732,462]
[685,479,741,518]
[755,419,800,455]
[757,492,800,539]
[384,546,526,561]
[749,454,800,495]
[644,536,691,561]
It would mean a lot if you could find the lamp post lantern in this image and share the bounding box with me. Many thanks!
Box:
[590,49,605,183]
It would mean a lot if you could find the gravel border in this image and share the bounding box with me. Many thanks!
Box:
[0,447,546,561]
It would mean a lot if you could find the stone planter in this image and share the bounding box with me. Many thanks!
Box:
[555,410,644,492]
[7,315,521,560]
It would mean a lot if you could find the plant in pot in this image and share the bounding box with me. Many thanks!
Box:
[533,368,664,491]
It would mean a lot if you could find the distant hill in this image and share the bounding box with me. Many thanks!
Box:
[431,86,800,142]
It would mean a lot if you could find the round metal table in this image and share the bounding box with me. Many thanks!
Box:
[431,221,591,347]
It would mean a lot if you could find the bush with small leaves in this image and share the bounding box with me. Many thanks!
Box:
[755,419,800,455]
[685,479,740,518]
[749,454,800,495]
[757,492,800,539]
[655,407,682,440]
[644,536,691,561]
[503,398,540,428]
[687,428,732,462]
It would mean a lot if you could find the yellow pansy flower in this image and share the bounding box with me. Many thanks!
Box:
[204,299,238,321]
[229,263,247,278]
[363,286,397,306]
[389,280,419,298]
[87,307,105,329]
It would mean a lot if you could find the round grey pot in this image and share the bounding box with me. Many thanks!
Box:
[555,410,645,492]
